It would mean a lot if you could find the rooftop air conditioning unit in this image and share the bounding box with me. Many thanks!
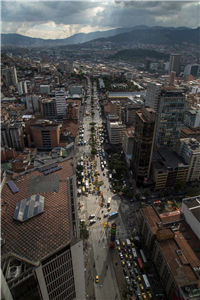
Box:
[7,265,22,280]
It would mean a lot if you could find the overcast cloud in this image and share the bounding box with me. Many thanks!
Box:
[1,1,200,39]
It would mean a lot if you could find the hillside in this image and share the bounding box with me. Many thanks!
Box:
[108,49,170,61]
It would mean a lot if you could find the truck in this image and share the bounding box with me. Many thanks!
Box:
[85,180,89,192]
[107,197,111,207]
[126,239,131,248]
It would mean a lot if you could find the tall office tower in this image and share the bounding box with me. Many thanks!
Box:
[168,54,181,75]
[17,81,28,95]
[55,90,66,117]
[169,71,176,85]
[155,87,185,148]
[69,60,74,73]
[9,122,24,150]
[145,58,151,71]
[145,82,162,112]
[5,67,18,87]
[131,107,157,186]
[184,64,200,77]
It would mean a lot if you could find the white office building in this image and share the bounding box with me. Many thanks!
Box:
[145,82,162,112]
[55,90,66,117]
[107,117,125,145]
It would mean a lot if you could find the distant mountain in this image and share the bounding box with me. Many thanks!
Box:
[87,27,200,46]
[108,49,170,61]
[1,26,198,47]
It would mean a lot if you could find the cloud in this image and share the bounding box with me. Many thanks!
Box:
[1,1,199,39]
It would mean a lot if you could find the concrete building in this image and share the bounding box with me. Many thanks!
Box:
[69,60,74,74]
[151,148,189,190]
[126,72,133,81]
[123,105,141,126]
[9,122,24,151]
[30,120,60,149]
[40,85,50,94]
[1,123,11,148]
[131,107,157,186]
[138,205,200,300]
[169,71,176,85]
[168,54,181,75]
[180,127,200,142]
[26,95,41,112]
[154,87,185,149]
[183,109,200,128]
[69,85,82,95]
[145,82,162,112]
[1,158,85,300]
[40,98,56,119]
[107,115,125,145]
[4,67,18,87]
[55,90,66,117]
[122,128,134,166]
[175,138,200,182]
[184,64,200,77]
[17,81,28,95]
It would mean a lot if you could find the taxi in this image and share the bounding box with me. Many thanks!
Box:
[140,284,144,292]
[108,207,111,212]
[137,275,141,282]
[121,260,125,267]
[133,261,137,268]
[130,237,134,242]
[121,241,125,247]
[124,254,128,260]
[129,254,132,261]
[131,242,135,248]
[147,291,152,299]
[85,192,88,197]
[95,276,99,283]
[117,246,121,252]
[89,188,92,194]
[142,293,147,300]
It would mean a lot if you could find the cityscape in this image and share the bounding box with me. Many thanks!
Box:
[1,2,200,300]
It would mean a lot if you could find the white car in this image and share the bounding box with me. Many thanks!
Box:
[89,219,96,225]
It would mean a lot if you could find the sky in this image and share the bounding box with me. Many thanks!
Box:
[1,1,200,39]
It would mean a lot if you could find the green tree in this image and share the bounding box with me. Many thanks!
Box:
[174,180,184,191]
[122,186,130,194]
[115,186,121,193]
[91,126,95,133]
[143,189,151,198]
[135,193,140,201]
[91,149,97,156]
[89,122,96,126]
[80,223,89,241]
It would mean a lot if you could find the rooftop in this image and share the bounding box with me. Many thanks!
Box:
[141,206,161,234]
[152,148,188,171]
[1,159,73,263]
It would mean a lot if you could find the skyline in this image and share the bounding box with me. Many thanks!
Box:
[1,1,200,40]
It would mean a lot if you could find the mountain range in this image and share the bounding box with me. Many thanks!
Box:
[1,26,199,47]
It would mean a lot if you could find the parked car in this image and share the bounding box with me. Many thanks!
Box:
[125,276,130,285]
[119,253,123,260]
[123,268,127,276]
[127,261,131,269]
[130,270,134,278]
[121,260,125,267]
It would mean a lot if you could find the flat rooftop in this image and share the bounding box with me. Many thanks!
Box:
[141,206,161,234]
[1,159,73,263]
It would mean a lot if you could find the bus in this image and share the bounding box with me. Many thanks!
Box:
[109,212,118,219]
[140,249,147,263]
[132,248,138,259]
[142,274,151,290]
[137,258,143,271]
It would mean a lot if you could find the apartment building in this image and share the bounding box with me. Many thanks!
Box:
[123,105,141,126]
[17,81,28,95]
[40,98,56,119]
[145,82,162,112]
[55,90,66,117]
[122,127,134,166]
[183,109,200,128]
[1,158,85,300]
[107,115,125,145]
[9,122,24,151]
[131,107,157,186]
[175,138,200,182]
[1,123,11,148]
[168,54,181,75]
[4,67,18,87]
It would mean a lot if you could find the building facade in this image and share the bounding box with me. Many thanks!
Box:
[9,122,24,151]
[107,115,125,145]
[31,122,60,149]
[183,109,200,128]
[168,54,181,75]
[145,82,162,112]
[40,99,56,119]
[55,90,66,117]
[175,138,200,182]
[4,67,18,87]
[131,107,157,186]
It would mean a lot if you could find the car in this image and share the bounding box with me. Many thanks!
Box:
[128,248,131,254]
[134,268,138,275]
[142,293,147,300]
[113,190,116,193]
[85,192,88,197]
[131,242,135,248]
[97,154,99,157]
[137,275,141,282]
[89,214,95,219]
[132,279,137,288]
[124,254,128,260]
[89,219,96,225]
[103,172,105,176]
[123,268,127,276]
[117,246,121,252]
[104,213,108,218]
[129,254,132,261]
[108,207,111,212]
[116,240,120,246]
[133,261,137,268]
[123,248,127,254]
[95,276,99,283]
[125,276,130,285]
[89,188,92,194]
[121,260,125,267]
[121,241,125,247]
[147,291,152,299]
[127,261,131,269]
[140,284,144,292]
[119,253,123,260]
[130,237,134,242]
[109,185,112,189]
[130,270,134,278]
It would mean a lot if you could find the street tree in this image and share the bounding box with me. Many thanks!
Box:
[80,223,89,241]
[143,189,151,198]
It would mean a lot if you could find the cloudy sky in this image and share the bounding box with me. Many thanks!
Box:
[1,1,200,39]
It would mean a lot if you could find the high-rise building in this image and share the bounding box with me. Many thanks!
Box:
[55,90,66,117]
[184,64,200,77]
[169,71,176,85]
[26,95,41,112]
[1,158,85,300]
[168,54,181,75]
[183,109,200,128]
[40,98,57,119]
[146,85,185,149]
[107,115,126,145]
[145,58,151,71]
[145,82,162,112]
[17,81,28,95]
[69,60,74,73]
[131,107,157,186]
[9,122,24,150]
[175,138,200,182]
[1,123,11,148]
[4,67,18,87]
